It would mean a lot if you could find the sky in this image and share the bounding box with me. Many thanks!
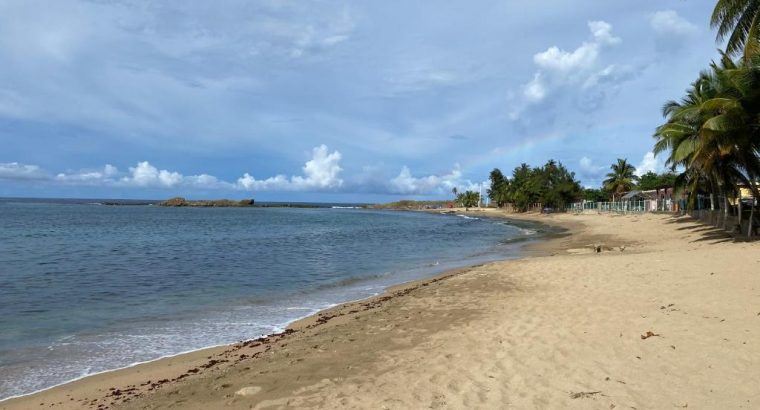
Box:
[0,0,721,202]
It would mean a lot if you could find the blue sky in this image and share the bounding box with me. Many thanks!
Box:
[0,0,719,201]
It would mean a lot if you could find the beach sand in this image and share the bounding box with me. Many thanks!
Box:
[3,211,759,409]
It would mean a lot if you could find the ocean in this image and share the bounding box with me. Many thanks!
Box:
[0,199,548,400]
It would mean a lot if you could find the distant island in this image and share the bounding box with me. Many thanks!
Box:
[159,197,255,207]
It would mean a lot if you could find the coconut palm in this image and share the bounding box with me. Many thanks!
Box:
[487,168,510,207]
[603,159,638,201]
[456,190,480,208]
[654,67,722,209]
[712,0,760,60]
[653,51,760,231]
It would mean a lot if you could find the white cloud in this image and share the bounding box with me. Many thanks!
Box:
[650,10,698,36]
[511,20,632,119]
[635,152,664,176]
[236,173,289,191]
[55,164,118,182]
[236,145,343,191]
[531,21,619,78]
[588,21,621,46]
[0,162,48,180]
[124,162,184,187]
[388,164,477,195]
[55,162,224,189]
[292,145,343,188]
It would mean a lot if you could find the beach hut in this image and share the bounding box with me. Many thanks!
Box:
[620,191,646,212]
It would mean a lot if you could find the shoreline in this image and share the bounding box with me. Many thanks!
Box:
[0,210,562,409]
[5,210,758,409]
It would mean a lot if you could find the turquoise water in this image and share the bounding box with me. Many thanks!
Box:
[0,200,546,399]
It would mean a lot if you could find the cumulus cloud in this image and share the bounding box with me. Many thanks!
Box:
[388,164,478,195]
[650,10,699,52]
[635,152,665,176]
[0,162,49,180]
[126,162,184,187]
[532,22,618,74]
[511,20,633,119]
[236,145,343,191]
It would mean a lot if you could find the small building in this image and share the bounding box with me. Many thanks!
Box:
[621,191,645,201]
[620,188,677,212]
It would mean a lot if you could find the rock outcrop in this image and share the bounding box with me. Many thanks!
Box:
[159,197,255,207]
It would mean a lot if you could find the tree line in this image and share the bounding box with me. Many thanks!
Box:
[484,160,582,211]
[481,159,678,211]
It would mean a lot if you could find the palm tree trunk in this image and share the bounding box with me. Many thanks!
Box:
[723,195,730,231]
[748,203,755,238]
[738,197,743,233]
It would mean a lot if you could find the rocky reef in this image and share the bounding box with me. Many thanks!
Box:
[159,197,255,207]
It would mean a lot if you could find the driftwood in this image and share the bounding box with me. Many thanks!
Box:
[569,391,602,399]
[640,331,661,340]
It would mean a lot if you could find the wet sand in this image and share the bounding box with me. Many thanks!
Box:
[3,211,759,409]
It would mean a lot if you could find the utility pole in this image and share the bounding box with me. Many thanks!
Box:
[478,182,482,208]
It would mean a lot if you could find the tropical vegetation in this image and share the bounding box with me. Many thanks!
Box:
[603,159,638,201]
[582,188,609,202]
[637,171,677,192]
[488,160,582,211]
[456,190,481,208]
[711,0,760,61]
[486,168,510,207]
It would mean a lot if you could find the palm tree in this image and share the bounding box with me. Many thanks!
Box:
[712,0,760,61]
[603,159,638,201]
[487,168,510,207]
[653,52,760,232]
[457,190,480,208]
[654,67,720,209]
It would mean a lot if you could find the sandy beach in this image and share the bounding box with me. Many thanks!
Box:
[3,211,759,409]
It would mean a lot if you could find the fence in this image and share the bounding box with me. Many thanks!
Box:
[571,199,678,214]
